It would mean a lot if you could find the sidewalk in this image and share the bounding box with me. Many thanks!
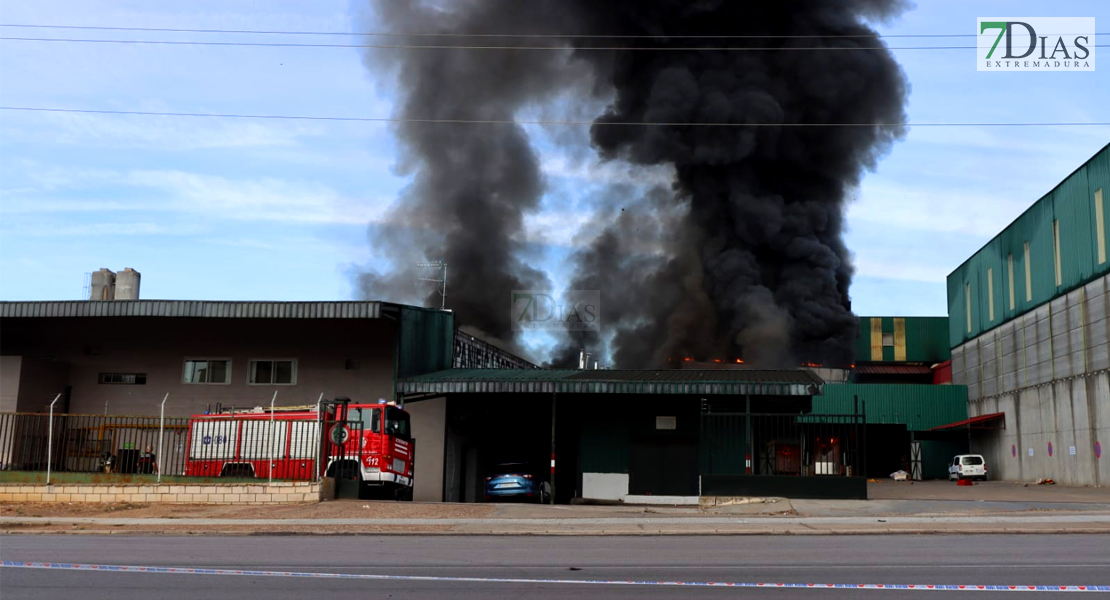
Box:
[3,481,1107,536]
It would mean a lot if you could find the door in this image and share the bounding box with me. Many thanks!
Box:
[910,441,922,481]
[629,438,698,496]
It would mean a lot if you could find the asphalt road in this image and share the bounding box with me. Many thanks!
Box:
[2,535,1108,599]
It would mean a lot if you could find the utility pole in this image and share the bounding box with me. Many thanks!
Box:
[417,261,448,310]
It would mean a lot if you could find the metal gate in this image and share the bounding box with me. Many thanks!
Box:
[910,441,923,481]
[322,419,363,499]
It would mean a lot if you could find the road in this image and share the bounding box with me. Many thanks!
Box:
[2,535,1108,598]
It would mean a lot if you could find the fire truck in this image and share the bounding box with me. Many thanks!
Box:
[183,397,414,499]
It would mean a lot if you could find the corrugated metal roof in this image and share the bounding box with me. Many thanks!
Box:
[398,368,823,396]
[0,300,385,319]
[812,383,968,431]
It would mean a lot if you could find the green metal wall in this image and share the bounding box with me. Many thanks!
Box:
[814,384,968,432]
[949,144,1110,347]
[395,306,455,380]
[854,317,951,363]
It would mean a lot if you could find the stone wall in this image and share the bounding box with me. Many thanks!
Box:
[0,481,321,503]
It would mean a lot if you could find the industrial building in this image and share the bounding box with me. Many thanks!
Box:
[7,141,1110,508]
[948,143,1110,486]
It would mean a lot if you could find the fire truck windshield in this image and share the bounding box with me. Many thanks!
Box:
[351,408,380,433]
[386,407,411,440]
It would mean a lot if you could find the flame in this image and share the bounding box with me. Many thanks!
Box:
[803,362,822,368]
[713,359,723,363]
[735,358,744,364]
[683,357,692,362]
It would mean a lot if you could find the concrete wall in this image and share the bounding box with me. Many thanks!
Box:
[1,355,20,412]
[407,396,445,502]
[0,481,321,503]
[0,317,397,417]
[968,372,1109,486]
[955,272,1110,486]
[582,472,629,500]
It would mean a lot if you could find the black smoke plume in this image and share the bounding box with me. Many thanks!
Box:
[357,0,910,367]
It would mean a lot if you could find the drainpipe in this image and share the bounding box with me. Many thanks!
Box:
[45,394,61,486]
[157,393,169,483]
[268,391,278,484]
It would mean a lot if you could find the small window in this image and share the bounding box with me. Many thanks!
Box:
[961,456,984,466]
[98,373,146,385]
[1096,189,1105,265]
[1024,242,1033,301]
[183,359,230,384]
[249,359,297,385]
[881,333,894,347]
[965,282,972,333]
[1007,253,1015,310]
[1053,220,1063,287]
[353,407,381,433]
[987,267,995,322]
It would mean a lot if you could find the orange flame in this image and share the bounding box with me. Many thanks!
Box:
[735,358,744,364]
[713,359,723,363]
[683,357,692,362]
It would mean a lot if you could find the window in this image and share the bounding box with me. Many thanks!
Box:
[248,359,297,385]
[965,282,972,333]
[881,333,894,347]
[352,407,381,433]
[98,372,146,385]
[386,407,411,440]
[1024,242,1033,301]
[1096,189,1106,265]
[961,456,984,466]
[1007,253,1015,310]
[987,267,995,322]
[1053,220,1063,287]
[183,359,230,384]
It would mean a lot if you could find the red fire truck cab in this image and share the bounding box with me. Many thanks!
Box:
[183,399,414,499]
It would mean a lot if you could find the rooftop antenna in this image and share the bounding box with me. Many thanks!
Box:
[417,261,448,310]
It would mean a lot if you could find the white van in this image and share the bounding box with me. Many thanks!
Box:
[948,454,987,481]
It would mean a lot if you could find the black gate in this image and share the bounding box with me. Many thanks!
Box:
[322,418,363,499]
[700,400,867,499]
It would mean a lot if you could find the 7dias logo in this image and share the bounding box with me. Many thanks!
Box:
[978,17,1095,71]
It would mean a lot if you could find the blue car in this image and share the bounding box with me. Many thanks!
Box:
[484,463,551,503]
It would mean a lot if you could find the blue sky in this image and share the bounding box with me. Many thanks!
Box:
[1,0,1107,321]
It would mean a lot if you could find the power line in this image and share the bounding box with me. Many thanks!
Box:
[0,23,1105,39]
[3,106,1107,128]
[8,36,1105,51]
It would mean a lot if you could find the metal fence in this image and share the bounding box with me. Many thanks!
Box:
[701,410,866,478]
[0,411,325,483]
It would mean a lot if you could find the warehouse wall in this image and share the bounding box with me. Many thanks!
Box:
[967,373,1109,486]
[953,272,1110,485]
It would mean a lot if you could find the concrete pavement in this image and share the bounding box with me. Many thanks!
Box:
[3,480,1107,535]
[4,511,1110,535]
[3,534,1108,599]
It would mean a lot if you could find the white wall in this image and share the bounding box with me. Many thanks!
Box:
[582,472,629,500]
[0,355,21,412]
[407,397,445,502]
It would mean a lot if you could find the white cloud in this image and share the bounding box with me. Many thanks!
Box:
[853,256,951,283]
[2,111,321,151]
[0,165,395,226]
